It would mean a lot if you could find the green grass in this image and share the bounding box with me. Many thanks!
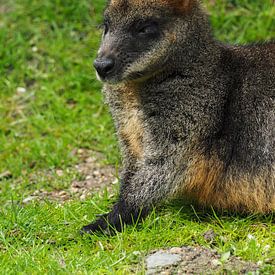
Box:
[0,0,274,273]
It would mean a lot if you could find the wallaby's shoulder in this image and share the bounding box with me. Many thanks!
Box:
[218,41,275,99]
[226,41,275,69]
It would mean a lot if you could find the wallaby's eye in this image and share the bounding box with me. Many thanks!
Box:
[102,19,110,36]
[103,23,109,35]
[136,21,159,37]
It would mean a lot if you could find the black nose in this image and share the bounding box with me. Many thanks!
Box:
[93,57,115,78]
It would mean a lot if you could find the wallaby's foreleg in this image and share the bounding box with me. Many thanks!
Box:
[81,154,183,234]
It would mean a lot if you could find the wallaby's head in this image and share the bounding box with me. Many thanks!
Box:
[94,0,199,84]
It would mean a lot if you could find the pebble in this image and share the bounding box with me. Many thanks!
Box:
[146,252,181,272]
[16,87,26,93]
[170,247,182,254]
[56,169,63,177]
[22,196,35,204]
[32,46,38,52]
[203,229,216,242]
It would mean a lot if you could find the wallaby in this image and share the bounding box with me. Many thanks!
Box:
[81,0,275,234]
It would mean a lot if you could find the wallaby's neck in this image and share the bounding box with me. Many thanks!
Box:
[150,32,221,90]
[174,9,220,75]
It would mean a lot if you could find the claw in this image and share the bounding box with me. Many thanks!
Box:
[79,215,116,236]
[79,224,94,235]
[80,222,115,236]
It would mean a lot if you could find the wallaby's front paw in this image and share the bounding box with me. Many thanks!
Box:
[80,211,123,235]
[80,200,150,235]
[80,217,111,235]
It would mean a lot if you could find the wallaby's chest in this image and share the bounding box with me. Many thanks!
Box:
[105,84,144,159]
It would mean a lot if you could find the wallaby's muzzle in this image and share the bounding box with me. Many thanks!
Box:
[93,57,116,80]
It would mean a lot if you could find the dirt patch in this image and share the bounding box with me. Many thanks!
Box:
[0,0,11,27]
[22,149,118,203]
[23,189,71,203]
[0,3,9,15]
[70,149,117,199]
[146,246,259,274]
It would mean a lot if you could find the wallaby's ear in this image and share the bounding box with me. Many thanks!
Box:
[163,0,196,14]
[108,0,197,14]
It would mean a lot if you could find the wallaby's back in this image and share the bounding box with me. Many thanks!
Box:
[182,42,275,212]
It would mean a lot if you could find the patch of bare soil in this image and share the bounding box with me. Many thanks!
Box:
[0,0,11,23]
[0,3,8,14]
[146,246,259,275]
[22,149,118,203]
[70,149,117,199]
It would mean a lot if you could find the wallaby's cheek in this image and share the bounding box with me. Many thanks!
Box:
[121,32,174,81]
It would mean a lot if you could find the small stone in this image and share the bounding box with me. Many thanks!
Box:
[71,187,79,193]
[32,46,38,52]
[93,170,100,176]
[263,244,270,252]
[77,149,84,154]
[72,181,83,188]
[264,258,273,264]
[16,87,26,93]
[56,169,63,177]
[170,247,182,254]
[146,252,181,269]
[85,157,94,163]
[59,258,66,268]
[22,196,35,204]
[203,229,216,242]
[33,190,40,195]
[211,259,222,266]
[80,194,86,200]
[112,178,119,184]
[247,234,255,240]
[58,191,68,196]
[132,251,141,256]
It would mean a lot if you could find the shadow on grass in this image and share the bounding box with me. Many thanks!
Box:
[162,198,275,225]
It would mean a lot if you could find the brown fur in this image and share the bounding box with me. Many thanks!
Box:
[163,0,195,14]
[182,153,224,205]
[223,175,275,213]
[182,154,274,213]
[110,0,195,14]
[118,84,144,159]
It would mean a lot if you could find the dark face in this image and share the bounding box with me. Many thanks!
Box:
[93,2,175,84]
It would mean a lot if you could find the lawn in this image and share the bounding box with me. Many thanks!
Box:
[0,0,274,273]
